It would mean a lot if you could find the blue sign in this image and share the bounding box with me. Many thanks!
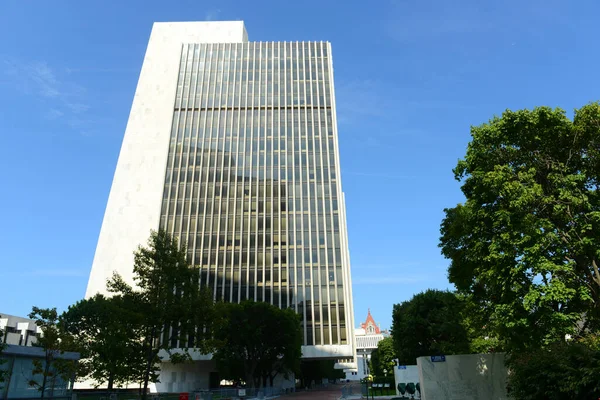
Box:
[397,365,407,370]
[430,355,446,362]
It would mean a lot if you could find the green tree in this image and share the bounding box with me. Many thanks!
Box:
[298,360,344,387]
[107,229,214,399]
[440,104,600,350]
[391,290,470,365]
[369,337,396,377]
[213,301,302,388]
[60,294,146,390]
[0,315,9,387]
[28,307,78,399]
[506,336,600,400]
[460,294,502,354]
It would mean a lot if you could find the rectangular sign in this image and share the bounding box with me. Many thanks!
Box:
[431,355,446,362]
[398,365,407,369]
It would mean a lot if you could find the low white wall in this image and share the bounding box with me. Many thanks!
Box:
[154,360,217,393]
[416,353,509,400]
[393,365,419,396]
[272,373,295,390]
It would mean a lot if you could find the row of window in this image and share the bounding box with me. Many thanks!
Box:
[166,174,337,188]
[176,43,333,110]
[159,43,349,347]
[166,161,338,178]
[161,184,339,203]
[178,231,343,248]
[171,145,337,155]
[161,197,340,213]
[163,171,337,184]
[181,42,330,60]
[204,281,347,306]
[178,69,331,83]
[164,183,337,200]
[174,113,334,123]
[168,154,337,170]
[171,109,334,125]
[163,201,340,217]
[176,97,331,109]
[184,246,344,262]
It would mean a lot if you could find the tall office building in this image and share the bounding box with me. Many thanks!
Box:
[86,21,355,383]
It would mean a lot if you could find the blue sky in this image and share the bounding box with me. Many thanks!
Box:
[1,0,600,330]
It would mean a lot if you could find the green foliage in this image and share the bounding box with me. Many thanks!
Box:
[460,294,503,354]
[298,359,344,387]
[107,229,214,398]
[0,315,8,386]
[440,103,600,350]
[369,337,396,377]
[60,294,147,390]
[391,290,470,365]
[213,300,302,388]
[28,307,78,399]
[506,337,600,400]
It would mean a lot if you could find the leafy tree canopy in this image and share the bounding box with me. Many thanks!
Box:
[391,290,470,365]
[298,359,344,387]
[0,315,8,386]
[369,337,396,377]
[440,103,600,350]
[107,229,214,398]
[60,294,146,390]
[213,300,302,388]
[506,335,600,400]
[28,307,78,399]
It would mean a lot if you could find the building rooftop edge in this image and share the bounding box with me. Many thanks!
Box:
[153,20,246,25]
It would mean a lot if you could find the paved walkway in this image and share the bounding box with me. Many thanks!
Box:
[279,383,363,399]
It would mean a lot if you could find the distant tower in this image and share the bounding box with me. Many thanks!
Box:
[346,310,386,381]
[361,308,381,335]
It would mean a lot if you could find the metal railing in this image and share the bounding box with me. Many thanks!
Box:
[339,384,361,399]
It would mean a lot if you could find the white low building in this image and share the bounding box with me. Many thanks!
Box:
[1,313,80,399]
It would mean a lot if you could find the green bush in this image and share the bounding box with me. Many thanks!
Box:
[507,336,600,400]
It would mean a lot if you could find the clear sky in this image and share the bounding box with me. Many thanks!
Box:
[1,0,599,330]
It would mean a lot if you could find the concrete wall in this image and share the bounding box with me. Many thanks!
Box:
[301,344,353,358]
[153,360,216,393]
[152,360,294,393]
[85,21,248,297]
[417,353,509,400]
[393,365,419,396]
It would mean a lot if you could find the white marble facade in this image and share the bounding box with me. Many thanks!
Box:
[416,353,509,400]
[85,21,248,297]
[393,365,419,396]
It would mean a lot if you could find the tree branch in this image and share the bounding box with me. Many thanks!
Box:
[592,259,600,288]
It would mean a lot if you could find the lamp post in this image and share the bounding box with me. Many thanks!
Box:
[364,374,373,400]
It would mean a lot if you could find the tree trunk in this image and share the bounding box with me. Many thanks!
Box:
[41,356,51,400]
[269,369,280,388]
[142,356,152,400]
[49,372,56,399]
[142,329,157,400]
[108,372,114,392]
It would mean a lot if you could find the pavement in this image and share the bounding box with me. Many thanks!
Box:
[278,383,363,400]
